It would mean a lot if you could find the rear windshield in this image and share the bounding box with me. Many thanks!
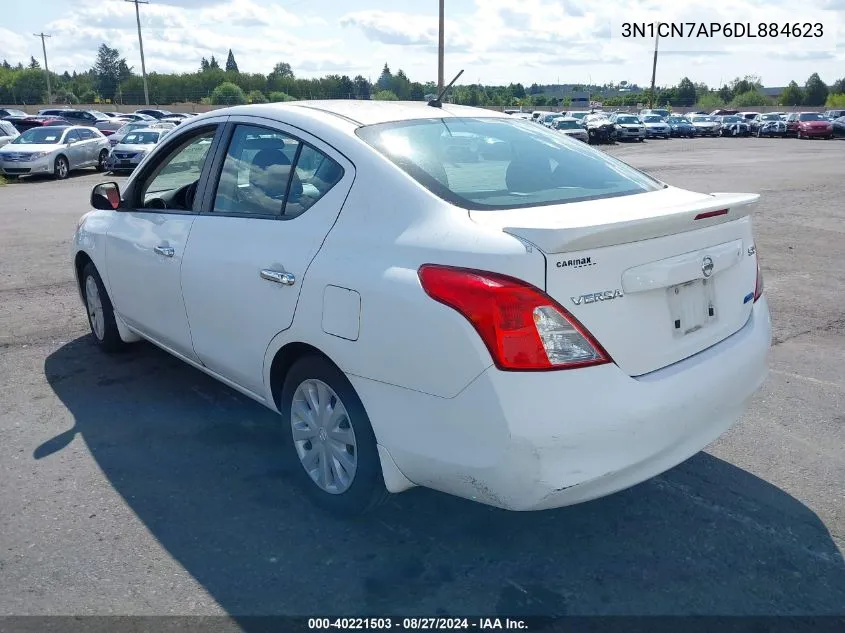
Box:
[356,117,663,211]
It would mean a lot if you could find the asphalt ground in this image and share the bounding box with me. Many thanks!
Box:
[0,136,843,619]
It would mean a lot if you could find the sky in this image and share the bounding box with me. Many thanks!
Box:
[1,0,844,89]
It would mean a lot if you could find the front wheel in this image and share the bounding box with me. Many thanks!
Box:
[96,149,109,172]
[54,155,69,180]
[281,355,389,517]
[81,262,126,353]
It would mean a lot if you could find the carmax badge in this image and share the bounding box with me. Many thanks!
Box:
[571,289,624,305]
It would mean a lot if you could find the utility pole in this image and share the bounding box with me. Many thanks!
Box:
[125,0,150,105]
[649,22,662,109]
[33,33,52,104]
[437,0,445,94]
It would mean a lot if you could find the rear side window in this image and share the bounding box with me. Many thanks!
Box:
[356,117,662,211]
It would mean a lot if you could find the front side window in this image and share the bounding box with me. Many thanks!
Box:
[356,117,662,211]
[140,127,217,211]
[64,130,81,144]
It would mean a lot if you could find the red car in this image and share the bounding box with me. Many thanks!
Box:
[785,112,834,139]
[7,115,70,133]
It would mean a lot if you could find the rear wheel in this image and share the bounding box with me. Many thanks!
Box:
[54,155,69,180]
[281,355,389,517]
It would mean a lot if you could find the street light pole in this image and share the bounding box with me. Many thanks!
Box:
[437,0,445,95]
[33,33,52,104]
[648,22,662,109]
[125,0,150,105]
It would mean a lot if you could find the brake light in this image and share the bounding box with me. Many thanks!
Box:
[694,209,728,220]
[418,264,611,371]
[754,255,764,302]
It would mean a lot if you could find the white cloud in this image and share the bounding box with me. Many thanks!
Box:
[4,0,843,88]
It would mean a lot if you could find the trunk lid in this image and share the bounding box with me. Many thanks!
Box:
[469,187,760,376]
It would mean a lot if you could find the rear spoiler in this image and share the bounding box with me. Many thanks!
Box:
[502,192,760,254]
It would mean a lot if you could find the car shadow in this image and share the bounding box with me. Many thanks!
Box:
[41,337,845,621]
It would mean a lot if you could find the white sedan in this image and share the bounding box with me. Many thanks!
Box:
[72,101,771,516]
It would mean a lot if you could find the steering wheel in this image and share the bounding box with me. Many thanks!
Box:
[146,198,167,209]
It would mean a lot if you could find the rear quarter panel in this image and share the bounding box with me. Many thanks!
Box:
[263,147,548,401]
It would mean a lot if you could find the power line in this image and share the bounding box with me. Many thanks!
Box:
[125,0,150,105]
[33,32,52,104]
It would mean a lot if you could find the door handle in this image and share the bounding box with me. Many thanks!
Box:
[154,245,175,258]
[260,269,295,286]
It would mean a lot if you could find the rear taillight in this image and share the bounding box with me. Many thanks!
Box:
[754,255,764,302]
[418,264,611,371]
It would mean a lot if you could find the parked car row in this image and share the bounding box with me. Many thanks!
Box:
[510,108,844,142]
[0,122,175,180]
[0,108,202,179]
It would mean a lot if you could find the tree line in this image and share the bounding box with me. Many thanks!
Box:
[1,44,844,110]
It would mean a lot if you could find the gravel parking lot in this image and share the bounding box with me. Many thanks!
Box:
[1,137,843,618]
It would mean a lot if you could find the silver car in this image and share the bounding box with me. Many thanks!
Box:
[551,117,589,142]
[109,121,176,147]
[0,120,20,147]
[641,115,671,138]
[106,128,169,172]
[0,125,110,179]
[688,115,721,137]
[609,113,646,141]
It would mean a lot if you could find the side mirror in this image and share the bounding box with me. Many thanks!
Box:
[91,182,121,211]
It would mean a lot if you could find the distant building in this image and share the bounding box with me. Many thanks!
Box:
[570,92,589,108]
[761,87,785,99]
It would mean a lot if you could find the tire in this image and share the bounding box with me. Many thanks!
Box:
[81,262,126,353]
[54,155,69,180]
[96,149,109,172]
[281,355,389,517]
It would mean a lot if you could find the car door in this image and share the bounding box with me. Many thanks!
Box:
[179,118,354,395]
[62,129,87,169]
[75,128,98,164]
[104,119,227,361]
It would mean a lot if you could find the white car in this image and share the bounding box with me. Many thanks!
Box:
[551,117,589,142]
[72,101,771,516]
[0,125,110,179]
[0,120,20,147]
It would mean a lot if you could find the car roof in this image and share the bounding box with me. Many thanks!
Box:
[218,101,510,127]
[123,127,164,134]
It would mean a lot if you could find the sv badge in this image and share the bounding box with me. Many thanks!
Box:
[571,289,624,305]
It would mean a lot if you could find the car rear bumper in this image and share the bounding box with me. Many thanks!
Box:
[353,297,772,511]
